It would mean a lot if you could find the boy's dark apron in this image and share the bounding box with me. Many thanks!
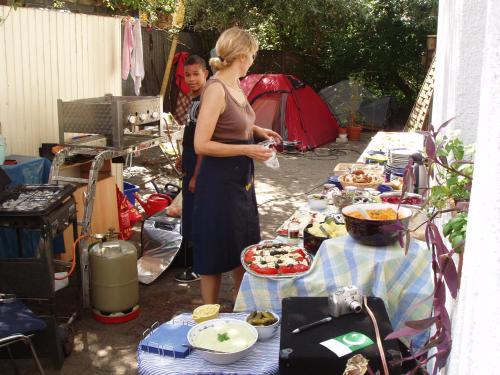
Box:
[192,140,260,275]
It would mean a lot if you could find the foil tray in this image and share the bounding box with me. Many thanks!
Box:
[0,184,76,216]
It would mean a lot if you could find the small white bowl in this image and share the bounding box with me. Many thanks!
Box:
[187,318,257,365]
[307,194,328,211]
[245,311,281,341]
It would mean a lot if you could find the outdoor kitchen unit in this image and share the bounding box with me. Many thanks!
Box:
[57,94,163,149]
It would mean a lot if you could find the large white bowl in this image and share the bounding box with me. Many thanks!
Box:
[245,311,280,341]
[187,318,258,365]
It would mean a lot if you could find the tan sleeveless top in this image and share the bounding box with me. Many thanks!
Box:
[201,78,255,142]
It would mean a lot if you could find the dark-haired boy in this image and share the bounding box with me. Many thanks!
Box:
[175,55,209,282]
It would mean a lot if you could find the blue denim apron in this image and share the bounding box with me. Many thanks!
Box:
[192,140,260,275]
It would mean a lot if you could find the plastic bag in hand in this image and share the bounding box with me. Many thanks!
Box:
[259,139,280,169]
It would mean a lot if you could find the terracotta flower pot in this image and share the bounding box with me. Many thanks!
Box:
[347,125,362,141]
[339,127,347,135]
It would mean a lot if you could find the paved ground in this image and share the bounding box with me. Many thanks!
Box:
[0,133,372,375]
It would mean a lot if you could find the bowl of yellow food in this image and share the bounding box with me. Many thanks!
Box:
[192,304,220,323]
[342,203,412,246]
[187,318,258,364]
[303,221,347,254]
[246,310,280,341]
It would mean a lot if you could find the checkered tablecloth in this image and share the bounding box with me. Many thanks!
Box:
[234,236,433,346]
[137,313,280,375]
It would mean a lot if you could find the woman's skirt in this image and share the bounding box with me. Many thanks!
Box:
[192,153,260,275]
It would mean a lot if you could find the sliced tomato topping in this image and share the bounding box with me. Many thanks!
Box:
[250,263,278,275]
[244,250,255,264]
[292,264,309,273]
[293,249,307,258]
[279,265,296,274]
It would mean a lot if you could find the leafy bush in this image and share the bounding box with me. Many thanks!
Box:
[185,0,438,108]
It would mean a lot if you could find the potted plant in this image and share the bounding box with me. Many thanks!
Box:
[386,121,474,373]
[346,113,363,141]
[345,81,363,141]
[338,119,348,138]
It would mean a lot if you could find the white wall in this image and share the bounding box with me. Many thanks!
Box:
[432,1,487,144]
[433,0,500,373]
[0,6,122,156]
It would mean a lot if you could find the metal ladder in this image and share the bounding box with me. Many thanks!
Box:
[49,147,115,308]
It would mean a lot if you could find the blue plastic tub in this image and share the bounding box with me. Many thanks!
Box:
[124,182,139,205]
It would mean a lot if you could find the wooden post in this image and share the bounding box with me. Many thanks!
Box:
[159,0,185,98]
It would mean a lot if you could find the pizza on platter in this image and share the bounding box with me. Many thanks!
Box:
[242,242,312,277]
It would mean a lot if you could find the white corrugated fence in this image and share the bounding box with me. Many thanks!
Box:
[0,6,122,156]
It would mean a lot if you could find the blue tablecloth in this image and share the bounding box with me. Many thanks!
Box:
[137,313,279,375]
[0,155,64,258]
[235,236,433,348]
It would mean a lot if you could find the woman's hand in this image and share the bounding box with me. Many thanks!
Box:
[245,145,274,161]
[253,126,282,144]
[262,128,282,144]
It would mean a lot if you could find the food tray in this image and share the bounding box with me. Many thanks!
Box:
[0,184,76,216]
[338,174,385,190]
[333,163,384,176]
[241,241,314,279]
[276,209,336,237]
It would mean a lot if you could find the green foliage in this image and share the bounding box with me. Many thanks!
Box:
[442,212,467,253]
[103,0,177,22]
[185,0,438,107]
[429,136,474,210]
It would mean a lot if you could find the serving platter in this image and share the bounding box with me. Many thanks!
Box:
[241,240,314,279]
[276,209,335,237]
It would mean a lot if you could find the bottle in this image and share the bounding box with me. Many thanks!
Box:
[288,221,300,245]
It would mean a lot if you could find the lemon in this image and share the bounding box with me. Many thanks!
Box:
[192,304,220,323]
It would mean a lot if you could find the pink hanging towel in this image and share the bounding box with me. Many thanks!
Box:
[122,19,134,80]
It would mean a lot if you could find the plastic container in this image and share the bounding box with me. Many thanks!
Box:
[123,182,139,205]
[0,135,6,165]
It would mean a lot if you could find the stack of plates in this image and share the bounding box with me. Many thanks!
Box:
[385,148,415,180]
[388,148,415,168]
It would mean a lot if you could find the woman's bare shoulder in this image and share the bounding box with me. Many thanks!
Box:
[203,80,226,97]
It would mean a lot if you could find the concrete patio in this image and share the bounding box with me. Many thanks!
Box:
[0,134,371,375]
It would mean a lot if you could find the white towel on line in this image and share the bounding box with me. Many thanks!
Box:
[131,21,145,96]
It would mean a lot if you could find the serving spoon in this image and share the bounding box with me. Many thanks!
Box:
[182,344,230,354]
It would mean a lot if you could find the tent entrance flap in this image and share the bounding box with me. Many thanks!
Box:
[252,94,283,134]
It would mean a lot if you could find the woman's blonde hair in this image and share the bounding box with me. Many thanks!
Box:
[209,27,259,71]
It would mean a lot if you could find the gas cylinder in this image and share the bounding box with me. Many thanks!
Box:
[89,240,139,317]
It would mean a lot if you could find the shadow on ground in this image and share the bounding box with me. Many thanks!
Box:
[0,133,372,374]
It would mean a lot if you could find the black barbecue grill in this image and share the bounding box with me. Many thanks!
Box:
[0,184,76,216]
[0,183,80,369]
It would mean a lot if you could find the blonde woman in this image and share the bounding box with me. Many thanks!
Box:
[193,27,281,304]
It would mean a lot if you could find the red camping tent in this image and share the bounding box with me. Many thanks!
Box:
[241,74,340,150]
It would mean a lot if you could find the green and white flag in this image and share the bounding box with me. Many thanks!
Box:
[320,331,374,357]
